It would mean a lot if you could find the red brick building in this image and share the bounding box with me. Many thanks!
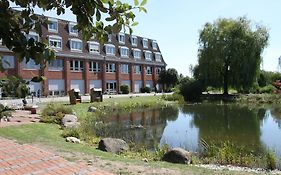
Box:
[0,17,166,96]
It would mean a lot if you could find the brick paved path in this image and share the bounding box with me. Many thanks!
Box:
[0,138,113,175]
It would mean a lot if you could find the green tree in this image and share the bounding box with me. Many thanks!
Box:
[158,68,178,92]
[195,17,269,95]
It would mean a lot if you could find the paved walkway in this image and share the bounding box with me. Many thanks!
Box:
[0,137,113,175]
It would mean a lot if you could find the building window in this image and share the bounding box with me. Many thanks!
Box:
[106,81,117,93]
[118,33,125,44]
[120,47,129,58]
[27,32,39,42]
[49,36,62,50]
[156,67,162,74]
[22,58,40,70]
[121,64,129,74]
[106,63,116,73]
[2,55,15,69]
[134,65,142,74]
[48,59,63,71]
[131,36,138,46]
[146,66,152,75]
[69,22,78,35]
[70,60,84,71]
[88,41,100,54]
[144,51,152,61]
[48,18,58,32]
[142,38,148,48]
[155,52,162,62]
[152,40,158,50]
[133,49,141,59]
[89,61,101,72]
[70,39,82,52]
[105,44,115,55]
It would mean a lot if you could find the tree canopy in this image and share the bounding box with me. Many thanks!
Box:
[158,68,178,91]
[0,0,146,71]
[194,17,269,94]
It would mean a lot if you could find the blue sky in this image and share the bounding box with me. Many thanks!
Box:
[34,0,281,76]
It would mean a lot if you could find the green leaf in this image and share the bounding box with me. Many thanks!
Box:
[96,10,101,21]
[131,22,139,26]
[134,0,139,6]
[139,7,147,13]
[140,0,148,6]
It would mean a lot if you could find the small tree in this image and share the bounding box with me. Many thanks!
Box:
[120,84,129,94]
[158,68,178,92]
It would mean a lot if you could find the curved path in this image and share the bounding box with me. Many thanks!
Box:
[0,137,113,175]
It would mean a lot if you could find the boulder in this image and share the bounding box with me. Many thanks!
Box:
[162,148,192,164]
[88,106,97,112]
[98,138,129,154]
[66,137,81,144]
[62,114,79,128]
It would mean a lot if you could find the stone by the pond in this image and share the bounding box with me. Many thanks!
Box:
[88,106,97,112]
[62,114,79,128]
[66,137,80,144]
[98,138,129,154]
[162,148,192,164]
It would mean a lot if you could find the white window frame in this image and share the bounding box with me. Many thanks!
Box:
[119,46,129,58]
[69,38,82,52]
[144,51,152,61]
[131,36,138,46]
[49,35,62,50]
[142,38,148,48]
[2,55,15,69]
[68,22,78,36]
[118,33,125,44]
[106,63,116,73]
[146,66,152,75]
[88,41,100,54]
[70,60,84,72]
[105,44,115,55]
[152,40,158,50]
[27,31,39,42]
[89,61,101,72]
[133,49,141,59]
[134,65,142,74]
[48,59,64,71]
[155,52,162,62]
[48,18,58,32]
[121,64,129,74]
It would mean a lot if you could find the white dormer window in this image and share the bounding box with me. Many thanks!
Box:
[144,51,152,61]
[152,40,158,50]
[88,41,100,54]
[133,49,141,59]
[131,36,138,46]
[49,35,62,50]
[142,38,148,48]
[48,18,58,32]
[69,38,82,52]
[119,47,129,58]
[118,33,125,44]
[69,22,78,36]
[155,52,162,62]
[27,32,39,42]
[105,44,115,55]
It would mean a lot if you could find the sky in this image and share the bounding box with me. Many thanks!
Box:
[32,0,281,76]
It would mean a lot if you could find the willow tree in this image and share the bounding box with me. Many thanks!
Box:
[194,17,269,95]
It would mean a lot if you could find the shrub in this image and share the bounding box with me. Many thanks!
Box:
[161,93,184,102]
[179,78,203,102]
[120,84,130,94]
[40,103,73,124]
[61,128,80,138]
[140,86,151,93]
[259,85,275,94]
[266,151,276,170]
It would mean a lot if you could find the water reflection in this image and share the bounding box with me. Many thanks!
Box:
[94,103,281,155]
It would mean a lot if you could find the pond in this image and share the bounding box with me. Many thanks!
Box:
[95,102,281,156]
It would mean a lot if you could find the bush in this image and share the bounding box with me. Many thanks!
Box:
[259,85,275,94]
[161,93,184,102]
[179,78,203,102]
[120,84,130,94]
[40,104,73,124]
[61,128,80,138]
[140,86,151,93]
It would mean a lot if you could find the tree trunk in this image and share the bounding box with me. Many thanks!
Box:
[223,66,229,96]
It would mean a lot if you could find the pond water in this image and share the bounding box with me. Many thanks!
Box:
[95,102,281,156]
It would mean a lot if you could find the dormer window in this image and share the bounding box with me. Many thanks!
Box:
[131,36,138,46]
[49,35,62,50]
[69,38,82,52]
[152,40,158,50]
[88,41,100,54]
[144,51,152,61]
[142,38,148,48]
[48,18,58,32]
[119,47,129,58]
[118,33,125,44]
[133,49,141,59]
[69,22,78,36]
[105,44,115,55]
[155,52,162,62]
